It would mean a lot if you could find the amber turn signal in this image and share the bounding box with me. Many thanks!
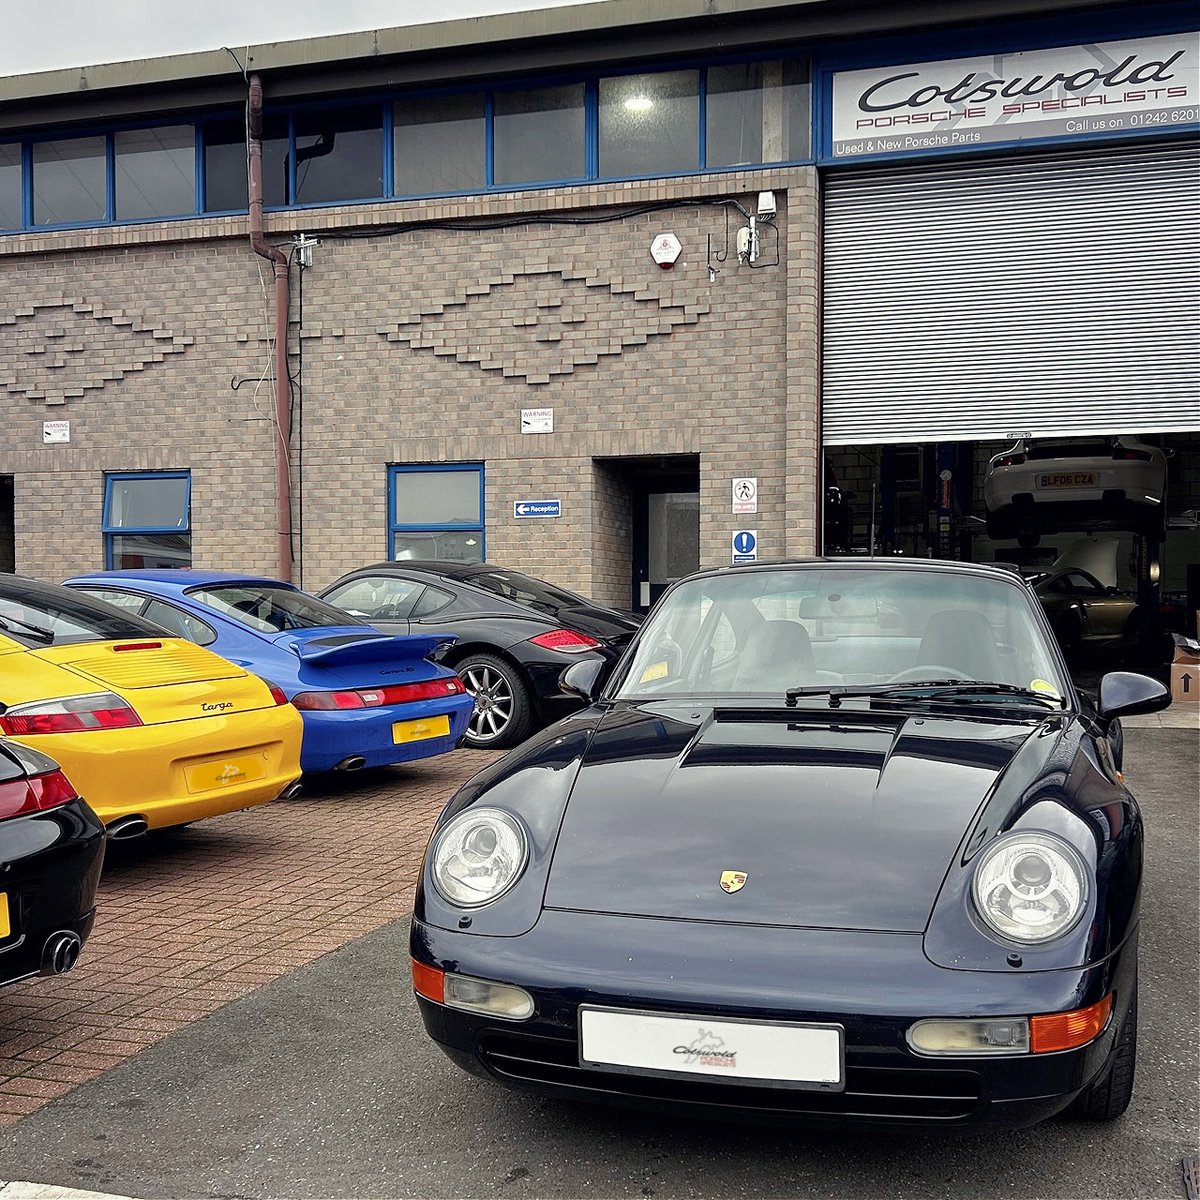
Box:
[411,959,445,1003]
[1030,993,1113,1053]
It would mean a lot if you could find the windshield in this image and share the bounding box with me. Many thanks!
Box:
[467,569,586,614]
[0,577,167,646]
[190,585,372,634]
[613,567,1067,703]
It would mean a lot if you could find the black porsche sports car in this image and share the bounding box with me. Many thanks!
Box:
[0,738,105,988]
[320,562,641,749]
[410,558,1170,1129]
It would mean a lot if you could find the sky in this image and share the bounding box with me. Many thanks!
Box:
[0,0,591,76]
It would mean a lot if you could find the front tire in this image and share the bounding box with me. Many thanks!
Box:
[456,653,534,750]
[1068,986,1137,1121]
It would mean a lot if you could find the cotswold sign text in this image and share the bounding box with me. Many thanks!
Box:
[832,32,1199,158]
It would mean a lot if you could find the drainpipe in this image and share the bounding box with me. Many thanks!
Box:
[247,73,293,582]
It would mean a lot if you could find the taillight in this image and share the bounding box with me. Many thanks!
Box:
[268,685,289,706]
[0,768,79,821]
[995,453,1027,468]
[0,692,143,736]
[291,678,465,710]
[112,641,163,652]
[1111,446,1152,462]
[527,629,602,654]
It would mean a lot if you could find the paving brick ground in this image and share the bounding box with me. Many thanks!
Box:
[0,750,498,1127]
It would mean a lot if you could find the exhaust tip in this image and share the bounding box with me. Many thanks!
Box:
[278,780,303,800]
[334,756,367,772]
[41,931,82,976]
[106,815,149,840]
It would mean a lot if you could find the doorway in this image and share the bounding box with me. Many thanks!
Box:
[0,476,13,573]
[630,457,700,612]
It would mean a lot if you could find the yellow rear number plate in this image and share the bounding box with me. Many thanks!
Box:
[393,715,451,744]
[184,754,266,794]
[0,893,10,939]
[1038,471,1099,488]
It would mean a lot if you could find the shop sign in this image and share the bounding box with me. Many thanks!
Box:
[832,32,1199,159]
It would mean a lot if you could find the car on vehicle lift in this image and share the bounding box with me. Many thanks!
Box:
[984,436,1170,545]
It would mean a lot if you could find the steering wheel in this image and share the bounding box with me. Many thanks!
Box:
[888,665,975,683]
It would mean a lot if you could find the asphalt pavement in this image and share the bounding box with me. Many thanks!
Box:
[0,727,1196,1200]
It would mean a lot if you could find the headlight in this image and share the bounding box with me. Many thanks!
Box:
[431,807,528,908]
[971,832,1088,944]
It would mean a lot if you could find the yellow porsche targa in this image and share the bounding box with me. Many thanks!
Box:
[0,573,302,837]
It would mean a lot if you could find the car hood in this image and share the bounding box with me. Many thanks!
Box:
[543,702,1041,932]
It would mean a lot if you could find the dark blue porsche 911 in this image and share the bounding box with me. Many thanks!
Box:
[64,571,473,774]
[410,559,1170,1130]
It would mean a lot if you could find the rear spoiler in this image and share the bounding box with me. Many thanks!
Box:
[288,633,457,668]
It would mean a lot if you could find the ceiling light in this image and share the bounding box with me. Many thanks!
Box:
[624,96,654,113]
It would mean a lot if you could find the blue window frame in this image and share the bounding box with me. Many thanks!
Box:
[102,471,192,570]
[388,464,485,563]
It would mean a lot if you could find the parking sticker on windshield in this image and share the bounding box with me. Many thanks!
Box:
[1030,679,1061,700]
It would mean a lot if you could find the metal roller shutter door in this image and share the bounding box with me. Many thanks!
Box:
[821,140,1200,446]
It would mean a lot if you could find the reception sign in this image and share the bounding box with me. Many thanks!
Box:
[832,32,1199,158]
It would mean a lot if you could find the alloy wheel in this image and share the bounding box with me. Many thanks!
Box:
[461,662,514,743]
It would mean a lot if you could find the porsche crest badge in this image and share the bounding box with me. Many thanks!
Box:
[720,870,748,893]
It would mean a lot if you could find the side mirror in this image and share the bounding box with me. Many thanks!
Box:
[560,658,605,703]
[1097,671,1171,725]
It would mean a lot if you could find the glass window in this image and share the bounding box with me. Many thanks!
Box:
[390,465,484,563]
[188,585,370,633]
[262,116,291,207]
[203,119,248,212]
[115,125,196,220]
[394,93,485,195]
[0,145,22,230]
[323,575,425,621]
[706,63,764,168]
[411,585,456,618]
[68,587,147,613]
[103,472,192,570]
[599,70,699,178]
[494,84,585,185]
[0,576,165,647]
[293,106,383,205]
[142,599,217,645]
[33,136,106,226]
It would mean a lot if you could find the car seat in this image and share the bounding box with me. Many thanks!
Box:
[916,610,1001,682]
[733,619,815,692]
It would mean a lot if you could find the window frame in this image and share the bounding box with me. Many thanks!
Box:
[387,463,485,563]
[101,470,192,570]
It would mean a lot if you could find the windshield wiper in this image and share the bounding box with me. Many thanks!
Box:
[786,680,1063,710]
[0,614,55,644]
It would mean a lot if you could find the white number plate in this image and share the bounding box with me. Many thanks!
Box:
[579,1006,844,1090]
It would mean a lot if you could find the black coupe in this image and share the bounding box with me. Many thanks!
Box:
[320,562,641,749]
[0,738,105,988]
[410,559,1169,1129]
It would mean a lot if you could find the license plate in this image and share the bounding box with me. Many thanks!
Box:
[1038,471,1099,488]
[184,753,266,794]
[0,893,9,939]
[579,1006,844,1090]
[393,714,451,744]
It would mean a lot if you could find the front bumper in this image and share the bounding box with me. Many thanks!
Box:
[0,798,105,987]
[411,910,1136,1130]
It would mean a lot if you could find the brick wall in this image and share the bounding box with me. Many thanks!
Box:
[0,169,819,595]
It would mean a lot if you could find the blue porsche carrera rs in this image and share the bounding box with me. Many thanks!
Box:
[64,571,474,774]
